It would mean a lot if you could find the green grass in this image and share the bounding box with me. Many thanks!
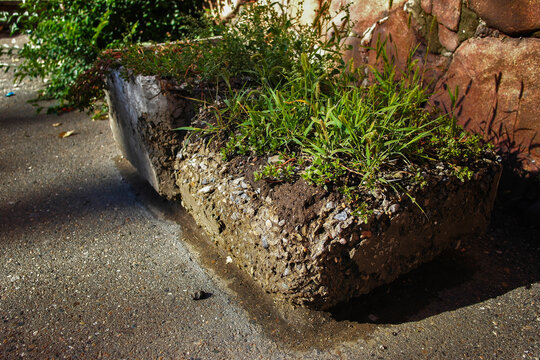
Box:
[215,38,485,192]
[86,1,488,209]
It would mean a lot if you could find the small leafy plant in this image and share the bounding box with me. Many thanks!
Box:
[0,0,204,103]
[254,155,300,182]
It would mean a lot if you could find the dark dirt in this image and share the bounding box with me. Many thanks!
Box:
[210,138,500,240]
[226,154,339,235]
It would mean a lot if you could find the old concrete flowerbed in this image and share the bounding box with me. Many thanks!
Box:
[100,3,502,309]
[105,70,500,309]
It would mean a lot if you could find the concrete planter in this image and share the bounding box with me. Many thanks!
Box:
[106,72,502,309]
[175,140,501,309]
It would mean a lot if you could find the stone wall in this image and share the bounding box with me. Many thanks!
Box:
[214,0,540,174]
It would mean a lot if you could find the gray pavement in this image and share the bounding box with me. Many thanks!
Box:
[1,33,539,359]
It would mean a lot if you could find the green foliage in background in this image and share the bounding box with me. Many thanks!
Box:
[71,1,347,111]
[117,1,345,89]
[0,0,203,102]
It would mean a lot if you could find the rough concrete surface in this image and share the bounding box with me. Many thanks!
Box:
[174,139,501,309]
[1,34,539,359]
[106,70,193,198]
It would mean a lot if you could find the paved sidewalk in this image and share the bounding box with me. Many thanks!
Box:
[0,34,538,359]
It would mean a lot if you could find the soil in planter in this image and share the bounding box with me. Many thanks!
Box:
[227,155,340,236]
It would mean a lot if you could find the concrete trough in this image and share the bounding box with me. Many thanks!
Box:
[106,72,502,309]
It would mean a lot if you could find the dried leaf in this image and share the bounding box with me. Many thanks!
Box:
[361,230,372,239]
[52,122,62,127]
[58,130,75,138]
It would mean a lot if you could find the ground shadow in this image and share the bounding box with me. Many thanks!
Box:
[0,177,139,237]
[330,189,539,324]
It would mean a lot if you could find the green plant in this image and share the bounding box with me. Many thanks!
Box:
[68,0,351,112]
[1,0,204,103]
[74,0,487,208]
[254,158,297,182]
[116,1,347,88]
[163,2,486,201]
[214,35,486,204]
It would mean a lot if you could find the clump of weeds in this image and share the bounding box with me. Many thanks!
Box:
[83,0,490,212]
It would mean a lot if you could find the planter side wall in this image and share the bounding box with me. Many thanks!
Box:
[175,141,502,309]
[105,70,195,198]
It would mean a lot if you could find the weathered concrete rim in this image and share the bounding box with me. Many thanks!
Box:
[173,136,502,309]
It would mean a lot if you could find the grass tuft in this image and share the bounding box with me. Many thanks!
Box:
[86,1,489,211]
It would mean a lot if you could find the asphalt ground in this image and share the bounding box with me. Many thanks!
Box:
[1,33,539,359]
